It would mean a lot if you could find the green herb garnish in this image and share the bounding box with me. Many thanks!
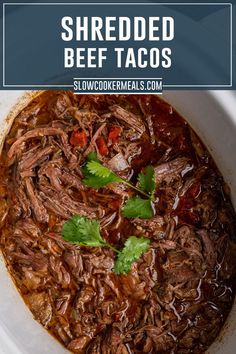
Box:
[87,152,99,163]
[62,215,108,247]
[82,153,111,188]
[87,161,122,183]
[61,215,150,274]
[82,153,156,219]
[113,236,150,274]
[122,196,154,219]
[138,165,155,200]
[84,159,149,198]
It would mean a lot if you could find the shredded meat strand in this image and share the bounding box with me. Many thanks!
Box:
[0,92,236,354]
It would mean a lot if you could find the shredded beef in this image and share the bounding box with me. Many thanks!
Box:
[0,92,236,354]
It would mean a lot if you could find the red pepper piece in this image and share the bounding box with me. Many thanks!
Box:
[108,126,122,145]
[70,130,88,147]
[96,136,108,156]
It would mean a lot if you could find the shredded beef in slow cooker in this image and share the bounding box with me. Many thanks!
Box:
[0,92,236,354]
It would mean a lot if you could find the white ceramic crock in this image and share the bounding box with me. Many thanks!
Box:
[0,90,235,354]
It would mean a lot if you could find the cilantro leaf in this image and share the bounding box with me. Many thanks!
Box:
[122,196,154,219]
[87,152,99,162]
[82,152,98,179]
[62,215,107,247]
[138,165,155,199]
[83,160,122,188]
[82,153,114,188]
[82,154,151,199]
[62,216,150,275]
[83,174,115,188]
[113,236,150,274]
[87,161,122,182]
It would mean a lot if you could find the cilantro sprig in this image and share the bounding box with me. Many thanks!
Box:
[113,236,150,274]
[62,215,107,247]
[62,215,150,274]
[83,154,150,198]
[82,152,114,188]
[82,153,156,219]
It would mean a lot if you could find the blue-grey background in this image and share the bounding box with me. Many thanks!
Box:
[0,0,235,90]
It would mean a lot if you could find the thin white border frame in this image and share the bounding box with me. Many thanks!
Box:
[2,2,233,88]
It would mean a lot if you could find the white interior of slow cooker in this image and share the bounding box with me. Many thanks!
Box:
[0,91,235,354]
